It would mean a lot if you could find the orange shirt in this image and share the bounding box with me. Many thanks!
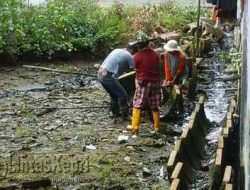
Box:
[161,51,186,82]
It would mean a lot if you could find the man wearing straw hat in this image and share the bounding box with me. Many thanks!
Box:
[127,31,161,135]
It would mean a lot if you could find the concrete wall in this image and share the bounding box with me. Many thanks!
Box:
[240,0,250,189]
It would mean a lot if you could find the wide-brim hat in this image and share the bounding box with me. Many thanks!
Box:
[163,40,181,52]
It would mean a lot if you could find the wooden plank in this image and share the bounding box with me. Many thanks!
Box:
[224,183,233,190]
[198,95,205,104]
[170,162,189,190]
[169,179,180,190]
[188,119,195,129]
[196,57,204,65]
[167,150,178,167]
[218,136,224,149]
[223,128,229,137]
[226,119,232,128]
[181,128,189,139]
[194,103,200,113]
[222,166,232,183]
[189,111,197,121]
[215,149,223,166]
[171,162,183,179]
[167,150,179,180]
[174,140,181,151]
[172,139,194,182]
[226,112,232,120]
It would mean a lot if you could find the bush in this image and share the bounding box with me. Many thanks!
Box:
[0,0,202,62]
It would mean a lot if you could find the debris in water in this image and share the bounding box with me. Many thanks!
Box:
[159,166,166,178]
[124,156,131,162]
[143,167,152,177]
[117,135,129,143]
[85,144,97,150]
[200,161,209,171]
[132,135,137,138]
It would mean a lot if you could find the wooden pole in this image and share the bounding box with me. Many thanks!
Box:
[23,65,97,77]
[195,0,201,57]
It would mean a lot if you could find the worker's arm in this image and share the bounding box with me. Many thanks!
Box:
[161,53,172,83]
[173,54,186,83]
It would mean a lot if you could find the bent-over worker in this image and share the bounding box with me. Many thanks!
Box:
[162,40,188,87]
[98,47,134,120]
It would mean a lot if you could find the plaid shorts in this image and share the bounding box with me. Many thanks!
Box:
[133,81,161,109]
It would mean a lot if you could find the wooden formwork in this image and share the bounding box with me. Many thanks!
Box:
[167,95,209,189]
[169,179,181,190]
[209,98,237,190]
[223,183,233,190]
[170,162,189,190]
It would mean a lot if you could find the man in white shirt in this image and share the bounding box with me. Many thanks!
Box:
[98,47,134,120]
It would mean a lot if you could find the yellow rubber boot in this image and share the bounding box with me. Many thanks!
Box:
[152,111,160,132]
[127,107,141,134]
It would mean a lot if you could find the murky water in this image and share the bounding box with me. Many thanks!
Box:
[190,31,237,189]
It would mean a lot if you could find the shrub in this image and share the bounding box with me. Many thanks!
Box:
[0,0,202,62]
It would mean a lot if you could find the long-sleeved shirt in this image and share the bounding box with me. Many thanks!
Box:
[162,51,186,82]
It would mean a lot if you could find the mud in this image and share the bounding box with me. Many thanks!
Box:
[0,61,183,190]
[0,30,238,189]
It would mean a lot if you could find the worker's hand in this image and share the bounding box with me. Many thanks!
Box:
[182,78,189,86]
[169,81,174,86]
[135,79,143,88]
[98,68,107,76]
[162,80,172,86]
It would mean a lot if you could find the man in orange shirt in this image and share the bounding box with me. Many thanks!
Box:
[161,40,188,87]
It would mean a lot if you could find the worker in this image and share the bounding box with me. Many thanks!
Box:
[127,31,161,134]
[98,46,135,120]
[208,0,237,28]
[161,40,189,113]
[161,40,188,87]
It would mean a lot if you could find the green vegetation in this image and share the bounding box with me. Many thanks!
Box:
[15,126,31,137]
[0,0,202,62]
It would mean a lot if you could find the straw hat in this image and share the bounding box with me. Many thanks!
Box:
[163,40,181,52]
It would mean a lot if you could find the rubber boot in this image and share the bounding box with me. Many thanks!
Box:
[110,99,120,118]
[127,107,141,134]
[118,100,129,120]
[152,110,160,132]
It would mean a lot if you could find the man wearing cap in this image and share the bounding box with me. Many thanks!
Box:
[98,46,135,120]
[161,40,188,86]
[127,31,161,134]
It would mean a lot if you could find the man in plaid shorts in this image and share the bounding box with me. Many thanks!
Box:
[127,32,161,134]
